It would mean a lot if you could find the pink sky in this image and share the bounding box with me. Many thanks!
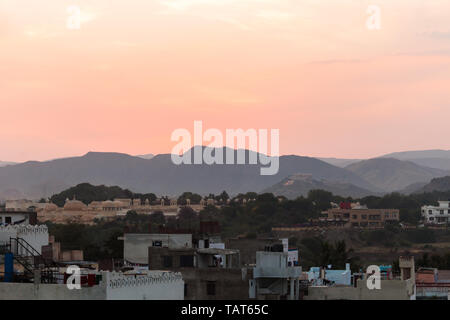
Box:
[1,0,450,162]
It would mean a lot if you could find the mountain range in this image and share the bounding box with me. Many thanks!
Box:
[263,174,376,199]
[0,147,372,200]
[412,176,450,194]
[345,158,449,192]
[1,148,450,200]
[0,161,16,167]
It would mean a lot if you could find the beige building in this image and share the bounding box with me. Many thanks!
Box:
[321,208,400,228]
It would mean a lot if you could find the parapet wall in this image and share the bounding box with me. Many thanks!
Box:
[0,271,184,300]
[106,271,184,300]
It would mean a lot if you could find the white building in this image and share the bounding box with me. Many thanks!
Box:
[0,225,49,255]
[251,251,302,300]
[0,210,37,226]
[123,233,192,264]
[422,201,450,224]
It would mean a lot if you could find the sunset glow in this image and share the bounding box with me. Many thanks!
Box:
[1,0,450,162]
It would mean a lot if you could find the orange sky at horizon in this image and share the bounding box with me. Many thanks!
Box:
[1,0,450,162]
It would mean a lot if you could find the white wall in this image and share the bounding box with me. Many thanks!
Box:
[0,225,49,255]
[124,234,192,264]
[0,271,184,300]
[105,271,184,300]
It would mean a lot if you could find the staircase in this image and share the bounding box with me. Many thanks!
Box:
[4,237,60,283]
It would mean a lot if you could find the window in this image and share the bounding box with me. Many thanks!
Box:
[429,210,433,215]
[163,256,173,268]
[429,217,434,221]
[343,213,349,219]
[152,240,162,247]
[5,217,11,224]
[180,255,194,267]
[352,215,357,219]
[206,281,216,296]
[440,210,444,215]
[361,215,367,220]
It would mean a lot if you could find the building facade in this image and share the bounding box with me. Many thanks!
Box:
[251,251,302,300]
[321,208,400,228]
[421,201,450,225]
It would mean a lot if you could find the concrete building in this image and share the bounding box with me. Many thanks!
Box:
[123,233,193,265]
[0,210,37,226]
[321,207,399,228]
[421,201,450,224]
[251,251,302,300]
[148,245,249,300]
[304,256,416,300]
[304,278,416,300]
[416,268,450,299]
[307,264,352,286]
[0,225,49,255]
[0,270,184,300]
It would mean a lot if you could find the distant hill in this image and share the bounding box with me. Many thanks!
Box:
[382,149,450,160]
[263,174,375,199]
[380,150,450,171]
[0,147,375,199]
[317,157,362,168]
[412,176,450,194]
[345,158,450,192]
[0,161,16,167]
[397,182,428,195]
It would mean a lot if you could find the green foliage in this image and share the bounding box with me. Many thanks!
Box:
[177,192,202,205]
[298,237,361,271]
[360,191,450,225]
[417,252,450,269]
[50,183,156,207]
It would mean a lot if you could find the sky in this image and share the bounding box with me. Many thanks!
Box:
[1,0,450,162]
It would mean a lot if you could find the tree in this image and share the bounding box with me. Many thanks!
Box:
[149,211,165,224]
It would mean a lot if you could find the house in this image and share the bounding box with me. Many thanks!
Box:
[421,201,450,225]
[147,243,250,300]
[321,204,399,228]
[251,250,302,300]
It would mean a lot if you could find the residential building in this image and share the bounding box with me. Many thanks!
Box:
[307,264,352,286]
[421,201,450,225]
[147,244,249,300]
[321,205,399,228]
[304,256,416,300]
[0,210,37,226]
[123,233,193,265]
[416,268,450,299]
[251,249,302,300]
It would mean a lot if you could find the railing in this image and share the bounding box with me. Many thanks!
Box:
[4,237,60,283]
